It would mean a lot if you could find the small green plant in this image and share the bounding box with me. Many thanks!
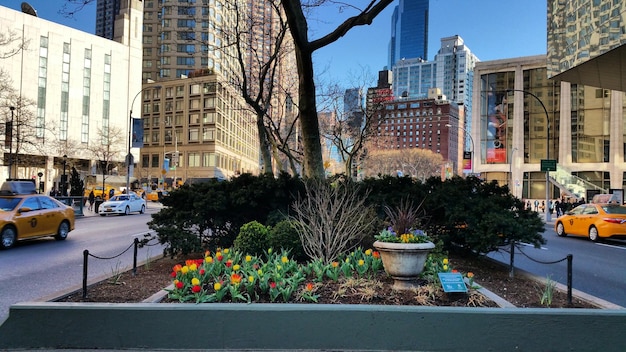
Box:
[540,275,556,307]
[268,220,306,262]
[108,260,124,285]
[233,221,270,257]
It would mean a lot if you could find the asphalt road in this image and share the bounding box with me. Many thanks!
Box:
[0,202,165,324]
[488,219,626,307]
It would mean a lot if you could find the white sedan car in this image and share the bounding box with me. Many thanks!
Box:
[98,193,146,216]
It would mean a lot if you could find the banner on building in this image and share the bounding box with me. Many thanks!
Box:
[462,151,472,172]
[131,118,144,148]
[486,92,507,163]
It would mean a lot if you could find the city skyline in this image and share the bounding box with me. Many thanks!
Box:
[0,1,547,89]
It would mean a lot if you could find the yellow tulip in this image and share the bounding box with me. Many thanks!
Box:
[191,277,200,286]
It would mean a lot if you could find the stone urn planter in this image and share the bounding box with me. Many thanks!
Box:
[373,240,436,290]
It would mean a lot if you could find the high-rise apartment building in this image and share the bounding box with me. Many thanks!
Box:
[140,0,241,82]
[392,36,477,104]
[135,0,299,183]
[95,0,121,40]
[388,0,429,67]
[435,36,478,111]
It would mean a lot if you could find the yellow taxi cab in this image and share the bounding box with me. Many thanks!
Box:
[146,189,168,202]
[555,194,626,242]
[0,181,75,249]
[84,184,118,201]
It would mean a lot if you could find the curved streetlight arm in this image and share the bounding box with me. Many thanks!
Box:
[506,89,551,222]
[126,86,161,194]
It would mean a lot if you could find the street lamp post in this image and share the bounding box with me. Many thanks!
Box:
[7,106,15,179]
[509,147,518,196]
[62,155,67,196]
[445,123,475,175]
[507,89,551,222]
[127,86,161,195]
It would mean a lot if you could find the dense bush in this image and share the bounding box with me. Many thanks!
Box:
[151,172,545,259]
[149,172,304,257]
[233,221,270,257]
[268,220,306,262]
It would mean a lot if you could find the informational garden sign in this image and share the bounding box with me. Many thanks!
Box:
[438,272,468,293]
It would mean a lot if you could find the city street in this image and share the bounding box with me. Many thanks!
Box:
[488,219,626,307]
[0,202,165,324]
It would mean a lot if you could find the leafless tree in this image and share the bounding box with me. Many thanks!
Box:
[87,126,126,177]
[61,0,396,178]
[290,178,376,263]
[282,0,395,177]
[224,0,301,176]
[317,69,384,178]
[363,148,445,181]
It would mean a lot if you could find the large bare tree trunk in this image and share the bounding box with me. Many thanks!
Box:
[294,47,324,178]
[257,113,273,174]
[281,0,395,178]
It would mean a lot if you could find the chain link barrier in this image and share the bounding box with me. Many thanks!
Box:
[82,233,159,298]
[499,241,573,305]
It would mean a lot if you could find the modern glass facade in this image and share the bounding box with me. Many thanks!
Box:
[474,56,626,201]
[548,0,626,92]
[389,0,429,67]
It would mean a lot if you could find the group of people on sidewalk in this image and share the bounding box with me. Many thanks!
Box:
[525,197,586,217]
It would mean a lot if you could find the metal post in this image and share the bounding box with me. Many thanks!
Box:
[7,106,15,180]
[62,154,67,196]
[567,254,573,306]
[133,237,139,275]
[509,240,515,278]
[82,249,89,299]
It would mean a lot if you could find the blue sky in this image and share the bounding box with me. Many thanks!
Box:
[0,0,546,87]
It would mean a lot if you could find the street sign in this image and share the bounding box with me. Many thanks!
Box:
[540,159,557,172]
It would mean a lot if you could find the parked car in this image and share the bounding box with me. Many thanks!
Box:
[98,193,146,216]
[0,181,75,249]
[555,201,626,242]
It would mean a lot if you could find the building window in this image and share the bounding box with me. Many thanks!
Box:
[188,152,200,167]
[202,127,215,141]
[141,154,149,167]
[189,128,199,142]
[151,154,160,168]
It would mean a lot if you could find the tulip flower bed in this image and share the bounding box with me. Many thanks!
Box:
[58,249,598,308]
[162,247,492,306]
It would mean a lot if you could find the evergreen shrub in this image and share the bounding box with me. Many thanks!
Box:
[233,221,270,257]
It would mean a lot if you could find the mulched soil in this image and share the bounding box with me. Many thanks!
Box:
[57,254,598,308]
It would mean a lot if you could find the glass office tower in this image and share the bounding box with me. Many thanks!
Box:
[389,0,429,67]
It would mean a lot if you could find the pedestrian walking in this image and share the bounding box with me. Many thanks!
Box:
[88,190,95,211]
[108,188,115,200]
[534,199,539,212]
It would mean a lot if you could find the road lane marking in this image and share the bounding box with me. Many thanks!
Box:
[519,241,548,250]
[596,242,626,250]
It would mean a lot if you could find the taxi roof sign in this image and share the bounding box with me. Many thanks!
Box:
[591,193,620,204]
[0,180,37,195]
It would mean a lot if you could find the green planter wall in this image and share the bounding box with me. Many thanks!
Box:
[1,302,626,351]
